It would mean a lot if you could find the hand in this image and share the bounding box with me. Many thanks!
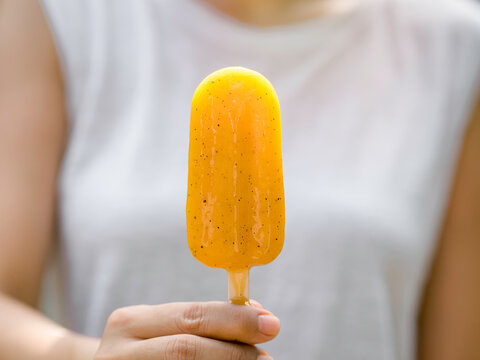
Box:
[94,301,280,359]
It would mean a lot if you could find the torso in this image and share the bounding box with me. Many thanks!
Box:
[40,0,480,358]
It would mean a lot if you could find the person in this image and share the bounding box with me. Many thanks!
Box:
[0,0,479,359]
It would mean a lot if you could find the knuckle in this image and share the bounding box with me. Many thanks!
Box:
[241,309,255,332]
[107,307,135,329]
[228,346,248,360]
[177,303,206,333]
[233,307,256,336]
[166,335,198,360]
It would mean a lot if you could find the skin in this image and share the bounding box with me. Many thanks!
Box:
[202,0,353,26]
[0,0,478,359]
[416,93,480,359]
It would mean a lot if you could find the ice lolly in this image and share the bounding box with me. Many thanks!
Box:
[186,67,284,305]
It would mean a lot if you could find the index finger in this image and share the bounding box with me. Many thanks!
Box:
[109,302,280,345]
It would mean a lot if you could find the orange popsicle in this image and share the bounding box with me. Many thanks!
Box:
[186,67,284,305]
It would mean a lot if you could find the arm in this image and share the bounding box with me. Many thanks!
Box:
[0,0,99,358]
[417,94,480,359]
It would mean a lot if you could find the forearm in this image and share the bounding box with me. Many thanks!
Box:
[0,293,99,360]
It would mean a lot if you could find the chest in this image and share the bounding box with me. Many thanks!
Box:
[58,13,456,302]
[59,53,445,264]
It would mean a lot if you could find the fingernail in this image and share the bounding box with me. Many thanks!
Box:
[258,315,280,336]
[257,356,273,360]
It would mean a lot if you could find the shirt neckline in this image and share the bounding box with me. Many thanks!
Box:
[181,0,362,52]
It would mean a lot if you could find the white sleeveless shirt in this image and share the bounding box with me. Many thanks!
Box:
[40,0,480,359]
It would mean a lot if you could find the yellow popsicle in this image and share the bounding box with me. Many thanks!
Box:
[186,67,284,305]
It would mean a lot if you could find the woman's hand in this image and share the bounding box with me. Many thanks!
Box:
[94,301,280,360]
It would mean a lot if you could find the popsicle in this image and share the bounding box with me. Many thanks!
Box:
[186,67,284,305]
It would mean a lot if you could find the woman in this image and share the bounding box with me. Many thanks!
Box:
[0,0,479,359]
